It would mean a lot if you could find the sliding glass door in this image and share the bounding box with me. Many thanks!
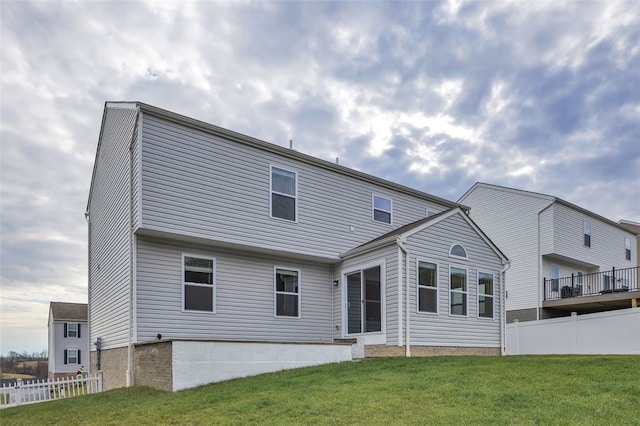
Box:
[346,266,381,335]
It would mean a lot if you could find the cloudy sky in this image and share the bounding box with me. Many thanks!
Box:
[1,0,639,355]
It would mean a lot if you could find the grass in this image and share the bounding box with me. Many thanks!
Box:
[1,356,639,425]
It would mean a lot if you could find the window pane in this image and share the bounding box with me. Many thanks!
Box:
[479,295,493,318]
[364,266,381,302]
[272,193,296,221]
[68,323,77,337]
[373,209,391,224]
[373,196,391,211]
[419,262,436,287]
[185,285,213,311]
[365,301,381,332]
[419,287,437,313]
[68,350,78,364]
[479,273,493,296]
[272,167,296,196]
[276,270,298,293]
[451,292,467,315]
[450,268,466,291]
[185,257,213,284]
[347,272,362,334]
[450,244,467,258]
[276,294,299,317]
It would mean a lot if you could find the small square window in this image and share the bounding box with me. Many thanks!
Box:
[372,195,392,224]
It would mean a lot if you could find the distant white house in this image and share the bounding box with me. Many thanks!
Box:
[48,302,89,379]
[86,102,509,391]
[459,182,638,323]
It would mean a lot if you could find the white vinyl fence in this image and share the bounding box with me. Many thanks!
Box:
[506,308,640,355]
[0,373,103,409]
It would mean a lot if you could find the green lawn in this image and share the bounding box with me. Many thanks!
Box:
[2,356,639,425]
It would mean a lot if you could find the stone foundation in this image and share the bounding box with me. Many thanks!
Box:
[134,341,173,392]
[90,346,128,391]
[365,344,500,357]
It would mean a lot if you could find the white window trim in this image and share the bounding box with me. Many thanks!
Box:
[270,164,298,223]
[583,220,591,248]
[66,347,80,365]
[625,237,632,261]
[67,323,78,338]
[181,253,217,314]
[371,194,393,225]
[477,270,495,320]
[449,265,468,317]
[341,259,386,338]
[449,243,469,260]
[274,266,301,319]
[416,258,439,315]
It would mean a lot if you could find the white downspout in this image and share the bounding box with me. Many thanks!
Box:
[500,261,512,356]
[397,237,411,357]
[397,246,403,347]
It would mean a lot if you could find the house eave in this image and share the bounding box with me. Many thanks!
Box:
[134,102,465,212]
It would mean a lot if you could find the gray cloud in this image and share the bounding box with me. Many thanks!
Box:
[1,0,639,354]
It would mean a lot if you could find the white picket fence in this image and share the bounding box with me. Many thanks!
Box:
[0,373,103,409]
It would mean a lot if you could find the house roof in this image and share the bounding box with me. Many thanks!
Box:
[87,101,466,213]
[459,182,636,235]
[50,302,87,321]
[341,207,508,262]
[618,220,640,236]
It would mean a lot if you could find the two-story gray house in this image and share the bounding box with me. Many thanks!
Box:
[48,302,89,379]
[87,102,508,391]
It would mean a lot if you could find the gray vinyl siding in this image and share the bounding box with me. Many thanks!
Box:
[135,236,334,343]
[338,245,398,344]
[88,106,137,350]
[460,185,552,312]
[406,212,503,347]
[550,203,637,270]
[139,114,449,259]
[131,122,141,231]
[51,321,90,374]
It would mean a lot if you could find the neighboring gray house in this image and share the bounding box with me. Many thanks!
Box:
[86,102,509,391]
[459,183,638,323]
[47,302,89,379]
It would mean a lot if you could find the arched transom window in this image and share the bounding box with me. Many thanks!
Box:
[449,244,468,259]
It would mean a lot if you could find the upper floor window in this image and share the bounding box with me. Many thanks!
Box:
[417,261,438,313]
[625,237,632,261]
[183,255,215,312]
[372,195,392,224]
[449,244,468,259]
[450,267,467,316]
[275,268,300,317]
[478,272,494,319]
[64,323,80,338]
[583,220,591,247]
[271,166,297,221]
